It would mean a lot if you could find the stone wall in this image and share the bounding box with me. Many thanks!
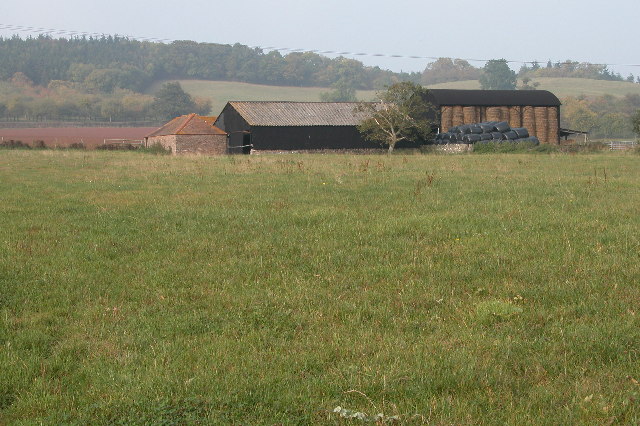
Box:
[146,135,177,153]
[147,134,227,155]
[175,135,227,155]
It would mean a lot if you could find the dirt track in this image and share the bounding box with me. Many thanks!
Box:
[0,127,158,148]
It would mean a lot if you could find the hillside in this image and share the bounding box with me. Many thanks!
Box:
[161,78,640,116]
[149,80,378,115]
[427,78,640,98]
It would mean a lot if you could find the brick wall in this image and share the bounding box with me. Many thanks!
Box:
[175,135,227,155]
[147,134,227,155]
[146,135,177,153]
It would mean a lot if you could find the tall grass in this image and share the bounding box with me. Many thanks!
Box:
[1,151,639,424]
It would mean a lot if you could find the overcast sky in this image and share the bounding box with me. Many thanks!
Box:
[1,0,639,77]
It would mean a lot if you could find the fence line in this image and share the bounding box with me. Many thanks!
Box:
[608,140,637,150]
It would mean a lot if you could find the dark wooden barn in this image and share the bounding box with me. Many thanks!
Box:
[426,89,562,144]
[214,101,390,153]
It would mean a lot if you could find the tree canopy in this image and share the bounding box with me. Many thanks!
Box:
[151,82,210,120]
[479,59,517,90]
[632,110,640,137]
[356,82,434,153]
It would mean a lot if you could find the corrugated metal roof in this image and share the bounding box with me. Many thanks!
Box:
[427,89,561,107]
[227,101,374,126]
[146,114,226,138]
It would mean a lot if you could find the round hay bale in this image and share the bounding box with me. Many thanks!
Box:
[469,124,483,134]
[509,106,522,128]
[441,106,453,132]
[500,106,510,123]
[503,130,518,140]
[452,106,464,126]
[522,106,536,137]
[534,107,548,143]
[479,123,494,133]
[463,106,478,124]
[512,127,529,138]
[486,107,501,122]
[493,121,510,132]
[480,133,493,141]
[547,106,559,144]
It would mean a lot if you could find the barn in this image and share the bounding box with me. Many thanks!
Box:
[214,101,411,153]
[426,89,561,144]
[145,113,227,154]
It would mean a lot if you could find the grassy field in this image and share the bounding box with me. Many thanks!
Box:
[148,80,378,115]
[155,78,640,115]
[1,150,639,424]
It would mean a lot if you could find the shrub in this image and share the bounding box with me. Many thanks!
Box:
[139,142,171,155]
[68,142,86,150]
[0,140,31,149]
[473,141,546,154]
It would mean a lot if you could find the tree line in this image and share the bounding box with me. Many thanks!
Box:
[561,93,640,139]
[421,58,636,87]
[0,35,417,91]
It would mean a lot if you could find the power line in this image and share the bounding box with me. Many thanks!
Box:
[1,23,639,71]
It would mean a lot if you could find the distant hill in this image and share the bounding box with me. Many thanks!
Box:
[427,78,640,99]
[153,80,377,115]
[164,78,640,116]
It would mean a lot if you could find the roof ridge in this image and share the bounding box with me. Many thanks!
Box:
[175,113,196,134]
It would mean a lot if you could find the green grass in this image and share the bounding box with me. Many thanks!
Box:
[1,150,639,424]
[148,80,378,115]
[428,77,640,98]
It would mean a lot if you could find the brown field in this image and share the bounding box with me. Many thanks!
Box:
[0,127,158,148]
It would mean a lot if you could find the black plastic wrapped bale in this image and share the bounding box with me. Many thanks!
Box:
[459,125,471,134]
[469,124,483,134]
[464,134,482,143]
[479,133,493,141]
[456,133,467,142]
[503,130,518,140]
[449,126,461,134]
[491,132,504,140]
[440,133,452,142]
[479,123,495,133]
[512,127,529,138]
[493,121,510,132]
[434,133,443,141]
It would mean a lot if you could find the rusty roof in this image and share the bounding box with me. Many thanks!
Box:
[426,89,561,107]
[146,114,226,138]
[225,101,375,127]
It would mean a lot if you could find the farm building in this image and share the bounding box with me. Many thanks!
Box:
[213,101,418,153]
[426,89,561,144]
[145,113,227,154]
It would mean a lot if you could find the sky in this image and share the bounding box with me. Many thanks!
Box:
[1,0,639,77]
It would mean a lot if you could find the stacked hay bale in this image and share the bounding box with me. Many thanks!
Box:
[534,107,548,143]
[547,106,559,143]
[500,106,510,124]
[486,107,502,122]
[463,106,479,124]
[522,106,536,139]
[452,106,464,126]
[441,106,453,133]
[509,106,522,128]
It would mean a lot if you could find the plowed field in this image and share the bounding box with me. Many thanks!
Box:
[0,127,157,148]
